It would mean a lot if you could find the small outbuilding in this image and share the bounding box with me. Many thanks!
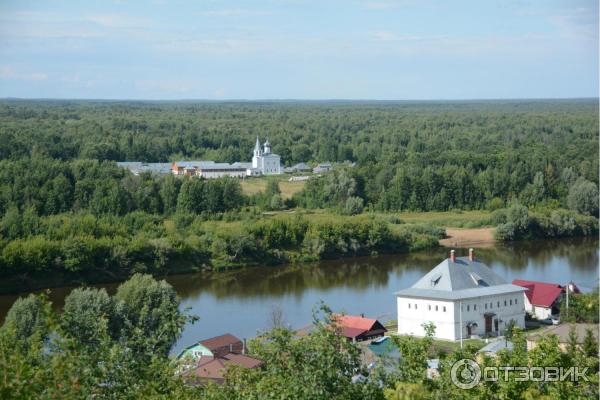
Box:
[512,279,580,321]
[333,314,388,342]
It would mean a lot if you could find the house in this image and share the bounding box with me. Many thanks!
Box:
[178,333,263,385]
[512,279,580,320]
[178,333,245,361]
[313,163,332,174]
[526,323,598,352]
[116,162,172,175]
[252,137,282,175]
[333,314,387,342]
[285,162,312,173]
[182,353,263,385]
[200,333,245,357]
[171,161,249,179]
[395,249,526,341]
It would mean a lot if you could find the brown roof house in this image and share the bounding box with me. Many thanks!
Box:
[526,323,599,352]
[179,333,263,385]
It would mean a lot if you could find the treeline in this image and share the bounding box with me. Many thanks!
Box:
[0,157,243,217]
[0,212,443,292]
[493,204,598,241]
[0,99,598,213]
[294,165,599,216]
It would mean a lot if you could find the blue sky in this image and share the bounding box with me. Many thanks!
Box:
[0,0,597,99]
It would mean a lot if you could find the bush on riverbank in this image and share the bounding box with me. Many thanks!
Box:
[494,205,598,241]
[0,212,445,292]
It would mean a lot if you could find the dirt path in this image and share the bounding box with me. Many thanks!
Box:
[439,227,496,248]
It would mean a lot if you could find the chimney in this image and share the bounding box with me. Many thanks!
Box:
[242,338,247,355]
[360,313,364,318]
[450,250,456,263]
[469,248,475,262]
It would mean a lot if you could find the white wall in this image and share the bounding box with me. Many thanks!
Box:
[397,297,456,340]
[199,170,246,179]
[397,293,526,341]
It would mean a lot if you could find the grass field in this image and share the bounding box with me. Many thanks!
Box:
[240,176,307,199]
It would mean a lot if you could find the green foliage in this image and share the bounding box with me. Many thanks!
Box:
[0,276,198,399]
[495,204,598,241]
[567,178,599,216]
[113,273,187,356]
[203,304,384,400]
[343,196,364,215]
[61,287,113,345]
[4,294,51,341]
[559,287,599,323]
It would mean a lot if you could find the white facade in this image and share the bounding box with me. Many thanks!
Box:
[522,297,554,320]
[397,292,526,341]
[395,251,526,341]
[252,137,282,175]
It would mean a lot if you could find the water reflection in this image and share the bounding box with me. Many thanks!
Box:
[0,237,597,356]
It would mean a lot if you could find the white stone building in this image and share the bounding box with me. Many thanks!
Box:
[252,137,282,175]
[395,249,526,341]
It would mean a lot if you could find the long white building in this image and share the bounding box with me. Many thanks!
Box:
[395,249,526,341]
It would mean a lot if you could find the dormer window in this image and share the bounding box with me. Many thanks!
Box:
[430,274,442,287]
[469,272,488,287]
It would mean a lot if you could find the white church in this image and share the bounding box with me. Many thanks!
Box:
[252,137,282,175]
[395,249,526,341]
[168,136,282,178]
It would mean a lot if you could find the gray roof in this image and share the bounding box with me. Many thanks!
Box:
[477,339,514,355]
[117,162,172,175]
[395,256,527,300]
[173,161,249,171]
[292,162,311,170]
[395,284,526,300]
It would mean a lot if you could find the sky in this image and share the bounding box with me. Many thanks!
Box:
[0,0,598,100]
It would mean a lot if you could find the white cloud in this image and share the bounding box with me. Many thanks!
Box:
[85,14,153,29]
[197,9,273,17]
[0,66,47,81]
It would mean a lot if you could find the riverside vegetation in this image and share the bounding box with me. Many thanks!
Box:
[0,100,598,291]
[0,274,598,399]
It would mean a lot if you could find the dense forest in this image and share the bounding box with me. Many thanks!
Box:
[0,99,597,291]
[0,99,598,213]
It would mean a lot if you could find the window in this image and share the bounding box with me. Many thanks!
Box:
[490,303,493,309]
[515,298,518,304]
[408,303,411,309]
[497,301,500,308]
[415,304,418,310]
[435,305,438,311]
[428,305,431,311]
[443,306,446,312]
[474,304,477,311]
[467,305,470,311]
[510,299,512,306]
[485,303,488,310]
[504,300,507,306]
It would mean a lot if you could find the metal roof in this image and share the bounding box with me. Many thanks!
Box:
[395,284,526,300]
[477,339,514,354]
[411,256,507,291]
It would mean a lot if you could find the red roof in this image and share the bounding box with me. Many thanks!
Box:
[331,314,386,339]
[512,279,576,308]
[334,315,378,331]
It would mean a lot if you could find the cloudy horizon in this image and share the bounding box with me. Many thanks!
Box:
[0,0,598,100]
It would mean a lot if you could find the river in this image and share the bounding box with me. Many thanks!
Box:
[0,238,597,356]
